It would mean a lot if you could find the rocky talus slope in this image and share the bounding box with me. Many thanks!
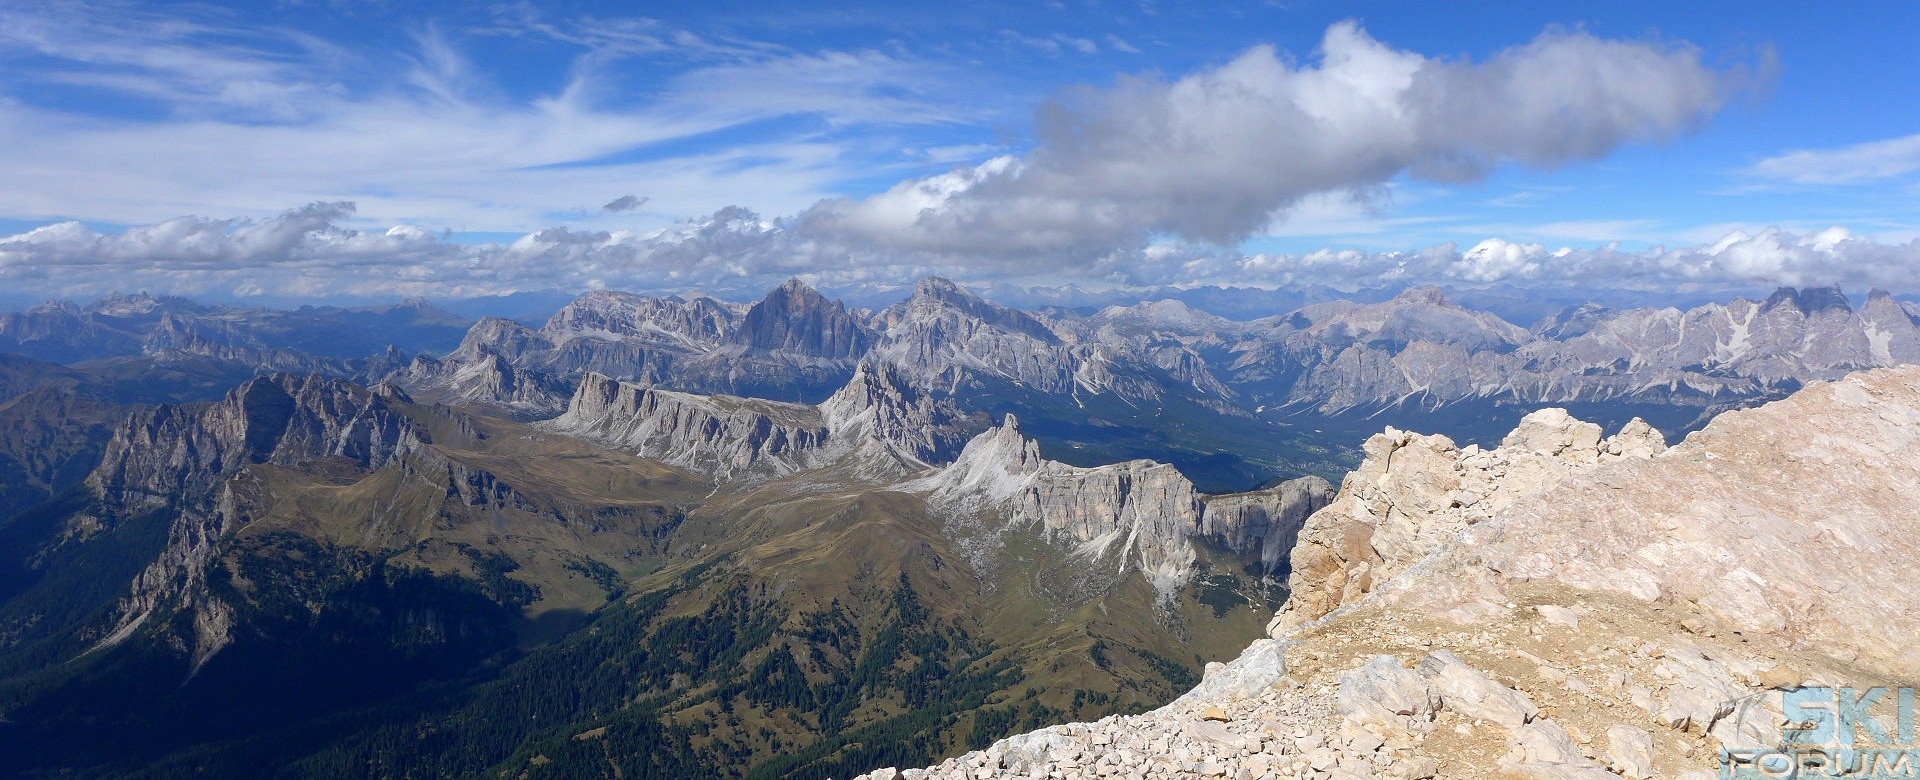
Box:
[854,366,1920,780]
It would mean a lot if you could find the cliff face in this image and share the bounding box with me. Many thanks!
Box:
[546,373,829,481]
[542,290,738,349]
[91,374,425,511]
[1198,476,1336,574]
[860,367,1920,780]
[546,363,977,482]
[914,416,1334,595]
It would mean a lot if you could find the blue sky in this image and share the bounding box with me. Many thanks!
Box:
[1,0,1917,301]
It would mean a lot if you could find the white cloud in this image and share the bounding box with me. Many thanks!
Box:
[7,202,1919,301]
[0,202,958,300]
[1226,226,1920,291]
[1748,133,1920,184]
[0,11,1864,304]
[801,22,1754,261]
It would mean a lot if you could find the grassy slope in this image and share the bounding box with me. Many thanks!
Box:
[0,402,1281,779]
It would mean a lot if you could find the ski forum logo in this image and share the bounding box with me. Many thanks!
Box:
[1721,686,1918,778]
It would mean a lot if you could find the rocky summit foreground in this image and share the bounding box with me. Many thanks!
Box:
[854,366,1920,780]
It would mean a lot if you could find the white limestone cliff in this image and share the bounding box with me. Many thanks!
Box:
[546,363,975,483]
[913,415,1333,596]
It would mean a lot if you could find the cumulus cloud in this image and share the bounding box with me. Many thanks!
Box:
[1220,227,1920,292]
[6,201,1920,302]
[1748,132,1920,184]
[1,202,359,269]
[0,202,963,300]
[802,22,1757,261]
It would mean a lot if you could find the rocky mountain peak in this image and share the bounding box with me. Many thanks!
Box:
[732,277,874,358]
[542,289,737,346]
[915,415,1046,505]
[368,380,413,404]
[818,362,974,465]
[453,316,545,360]
[24,300,82,317]
[1860,287,1920,326]
[913,276,967,299]
[84,375,433,666]
[1761,284,1851,314]
[90,374,429,511]
[87,291,173,316]
[1531,301,1615,338]
[888,277,1062,345]
[441,351,571,415]
[550,366,966,482]
[1392,285,1453,307]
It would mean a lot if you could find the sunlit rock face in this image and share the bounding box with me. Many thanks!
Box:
[860,366,1920,780]
[915,414,1334,596]
[547,362,974,483]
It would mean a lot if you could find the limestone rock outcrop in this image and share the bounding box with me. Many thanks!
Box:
[546,363,976,482]
[1274,408,1667,632]
[439,352,574,416]
[913,416,1334,594]
[546,373,829,481]
[1228,284,1920,416]
[91,374,426,510]
[730,277,875,359]
[854,367,1920,780]
[818,361,974,467]
[913,414,1205,593]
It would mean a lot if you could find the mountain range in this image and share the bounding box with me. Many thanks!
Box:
[0,349,1321,778]
[11,279,1913,484]
[0,278,1915,777]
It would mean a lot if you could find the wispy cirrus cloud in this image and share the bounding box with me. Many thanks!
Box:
[0,2,973,230]
[1748,133,1920,184]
